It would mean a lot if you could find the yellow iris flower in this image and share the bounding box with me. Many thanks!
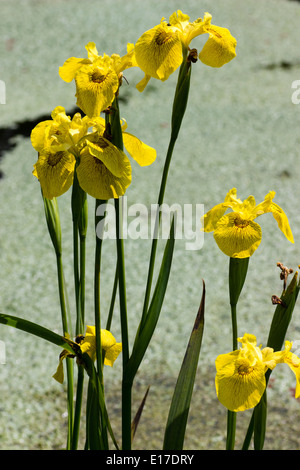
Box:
[134,10,237,91]
[59,42,137,117]
[31,106,90,199]
[76,116,156,200]
[215,333,300,412]
[53,325,122,384]
[31,107,156,200]
[202,188,294,258]
[79,325,122,366]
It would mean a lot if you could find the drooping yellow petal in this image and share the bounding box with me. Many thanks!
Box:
[75,61,120,117]
[199,22,237,68]
[134,20,183,82]
[255,191,294,243]
[84,137,129,177]
[80,326,122,366]
[122,131,156,166]
[281,341,300,398]
[104,343,122,367]
[52,349,71,384]
[136,74,152,93]
[215,352,266,412]
[213,212,262,258]
[77,142,132,200]
[270,203,294,244]
[33,149,76,199]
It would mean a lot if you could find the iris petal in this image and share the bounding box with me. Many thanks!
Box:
[215,352,266,412]
[134,22,183,82]
[199,24,237,68]
[77,145,131,200]
[213,213,262,258]
[75,63,119,117]
[33,149,75,199]
[122,132,156,166]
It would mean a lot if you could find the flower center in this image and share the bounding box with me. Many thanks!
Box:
[234,216,249,228]
[155,30,173,45]
[47,151,65,167]
[91,69,106,83]
[236,358,254,376]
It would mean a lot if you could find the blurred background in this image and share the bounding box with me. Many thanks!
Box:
[1,0,300,450]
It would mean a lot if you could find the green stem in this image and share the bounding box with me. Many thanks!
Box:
[114,199,129,364]
[140,136,176,326]
[141,49,192,325]
[79,230,87,331]
[94,198,107,383]
[109,96,131,449]
[56,252,73,449]
[226,303,237,450]
[71,226,87,449]
[230,303,238,351]
[106,264,118,331]
[71,172,88,449]
[242,413,254,450]
[73,219,80,333]
[226,411,236,450]
[226,257,249,450]
[71,364,85,450]
[115,197,131,450]
[93,198,110,448]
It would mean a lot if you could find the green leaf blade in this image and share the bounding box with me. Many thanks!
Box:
[0,313,77,355]
[125,218,176,383]
[163,281,205,450]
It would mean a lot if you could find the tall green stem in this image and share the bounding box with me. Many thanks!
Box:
[71,169,88,449]
[91,198,110,448]
[109,96,131,449]
[71,364,84,449]
[226,257,249,450]
[115,197,131,449]
[141,48,192,325]
[43,196,73,449]
[56,251,74,449]
[226,302,238,450]
[106,264,118,331]
[94,198,107,382]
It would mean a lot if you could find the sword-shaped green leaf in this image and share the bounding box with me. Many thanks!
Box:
[0,313,78,355]
[125,217,175,383]
[163,281,205,450]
